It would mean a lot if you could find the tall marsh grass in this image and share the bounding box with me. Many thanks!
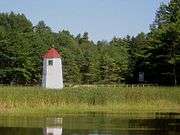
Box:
[0,86,179,115]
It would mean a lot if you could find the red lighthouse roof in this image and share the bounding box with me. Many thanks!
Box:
[43,48,61,59]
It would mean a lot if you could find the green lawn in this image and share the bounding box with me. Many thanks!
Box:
[0,86,179,116]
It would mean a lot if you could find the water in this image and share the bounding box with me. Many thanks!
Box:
[0,112,179,135]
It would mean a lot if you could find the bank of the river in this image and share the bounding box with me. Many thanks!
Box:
[0,86,179,116]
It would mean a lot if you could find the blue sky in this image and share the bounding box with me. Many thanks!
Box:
[0,0,169,41]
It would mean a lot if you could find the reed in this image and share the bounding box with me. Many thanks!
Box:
[0,86,179,116]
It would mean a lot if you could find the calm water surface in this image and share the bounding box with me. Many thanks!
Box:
[0,112,179,135]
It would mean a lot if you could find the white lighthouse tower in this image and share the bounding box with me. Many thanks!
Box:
[42,48,63,89]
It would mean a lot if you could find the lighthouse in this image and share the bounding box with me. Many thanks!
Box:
[42,48,63,89]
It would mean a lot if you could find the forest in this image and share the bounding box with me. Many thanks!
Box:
[0,0,180,86]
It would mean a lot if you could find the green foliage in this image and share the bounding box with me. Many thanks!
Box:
[0,12,130,85]
[0,0,180,86]
[147,0,180,85]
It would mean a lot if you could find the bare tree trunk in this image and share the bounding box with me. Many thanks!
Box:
[172,43,177,86]
[173,62,177,86]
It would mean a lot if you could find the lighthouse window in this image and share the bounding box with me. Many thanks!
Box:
[48,60,53,66]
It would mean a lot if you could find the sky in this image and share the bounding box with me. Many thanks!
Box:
[0,0,170,42]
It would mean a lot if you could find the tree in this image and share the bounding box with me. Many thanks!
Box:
[147,0,180,85]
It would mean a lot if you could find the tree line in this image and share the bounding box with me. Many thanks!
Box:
[0,0,180,86]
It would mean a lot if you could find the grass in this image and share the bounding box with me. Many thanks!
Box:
[0,85,179,116]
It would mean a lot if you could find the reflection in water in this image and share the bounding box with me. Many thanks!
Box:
[0,113,179,135]
[128,113,180,135]
[43,117,63,135]
[44,127,62,135]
